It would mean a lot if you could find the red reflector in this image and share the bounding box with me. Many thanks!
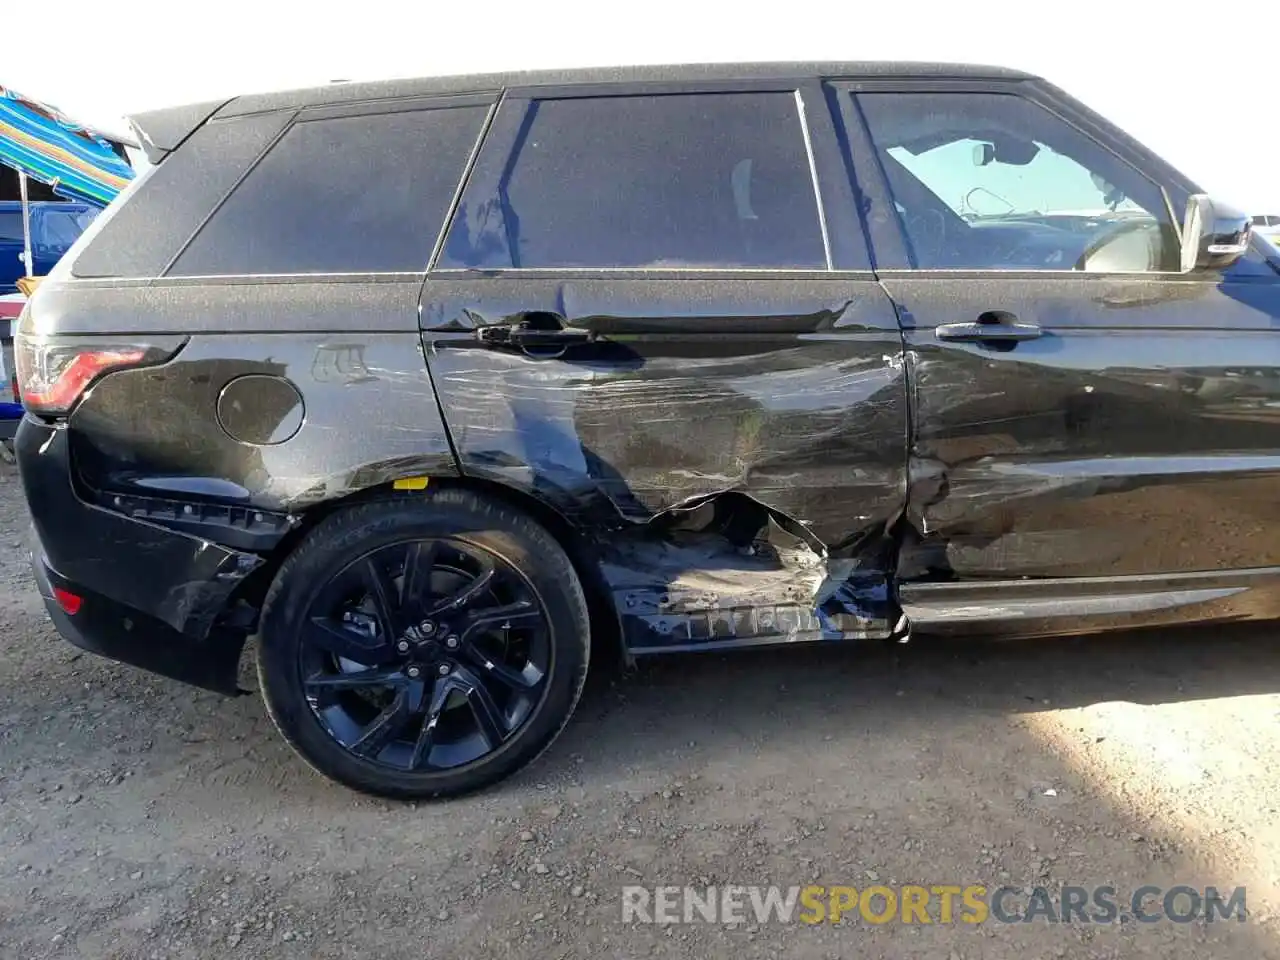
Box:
[53,587,82,615]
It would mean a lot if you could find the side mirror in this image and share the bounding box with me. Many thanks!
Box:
[1181,194,1252,273]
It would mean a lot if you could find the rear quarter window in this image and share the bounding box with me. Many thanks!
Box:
[170,105,487,276]
[72,111,293,278]
[441,91,827,270]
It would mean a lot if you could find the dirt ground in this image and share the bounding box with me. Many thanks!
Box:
[3,457,1280,959]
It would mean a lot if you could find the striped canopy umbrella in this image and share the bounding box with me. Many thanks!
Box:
[0,86,133,207]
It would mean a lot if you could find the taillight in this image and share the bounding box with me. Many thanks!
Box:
[16,336,149,416]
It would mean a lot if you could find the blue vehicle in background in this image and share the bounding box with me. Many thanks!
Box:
[0,200,98,293]
[0,85,134,443]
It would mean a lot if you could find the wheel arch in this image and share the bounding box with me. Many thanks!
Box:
[228,475,629,673]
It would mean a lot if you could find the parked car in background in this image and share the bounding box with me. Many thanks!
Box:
[0,293,24,437]
[13,62,1272,800]
[1253,215,1280,246]
[0,201,98,293]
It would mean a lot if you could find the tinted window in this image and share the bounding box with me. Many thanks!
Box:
[172,106,486,276]
[858,92,1178,272]
[75,112,292,278]
[1253,215,1269,226]
[442,92,825,269]
[0,211,22,242]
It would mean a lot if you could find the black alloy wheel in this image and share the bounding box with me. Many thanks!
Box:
[257,490,590,799]
[301,538,549,771]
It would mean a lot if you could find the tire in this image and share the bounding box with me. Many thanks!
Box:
[256,488,590,799]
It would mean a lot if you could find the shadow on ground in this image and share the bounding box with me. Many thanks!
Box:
[3,529,1278,958]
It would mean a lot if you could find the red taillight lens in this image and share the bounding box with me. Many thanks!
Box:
[15,336,147,415]
[53,587,82,615]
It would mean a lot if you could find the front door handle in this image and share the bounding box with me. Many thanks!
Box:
[936,313,1042,344]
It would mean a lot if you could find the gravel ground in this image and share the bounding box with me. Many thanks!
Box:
[2,457,1280,959]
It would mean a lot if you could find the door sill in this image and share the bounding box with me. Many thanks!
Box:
[900,566,1280,638]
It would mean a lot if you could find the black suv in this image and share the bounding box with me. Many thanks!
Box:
[15,63,1271,799]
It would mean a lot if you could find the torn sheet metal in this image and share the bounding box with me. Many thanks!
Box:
[599,492,893,651]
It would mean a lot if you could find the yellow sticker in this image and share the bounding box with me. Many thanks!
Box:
[392,476,430,491]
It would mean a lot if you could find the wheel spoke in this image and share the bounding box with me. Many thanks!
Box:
[426,553,496,616]
[308,560,366,613]
[463,645,544,690]
[360,556,399,637]
[410,676,455,769]
[400,540,438,620]
[456,668,510,748]
[303,616,395,665]
[305,668,403,693]
[350,688,411,759]
[405,676,428,714]
[409,714,438,770]
[458,601,540,644]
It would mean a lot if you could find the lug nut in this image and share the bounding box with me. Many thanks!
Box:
[437,663,451,676]
[397,640,410,653]
[407,666,421,678]
[444,635,459,649]
[419,621,436,636]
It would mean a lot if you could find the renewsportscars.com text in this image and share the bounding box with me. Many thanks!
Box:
[621,884,1247,925]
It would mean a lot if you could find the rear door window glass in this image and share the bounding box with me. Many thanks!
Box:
[441,92,826,270]
[171,105,487,276]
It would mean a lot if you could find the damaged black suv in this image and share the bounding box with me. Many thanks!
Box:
[16,62,1275,798]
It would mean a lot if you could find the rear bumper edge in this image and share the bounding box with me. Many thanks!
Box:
[32,546,248,695]
[16,416,263,639]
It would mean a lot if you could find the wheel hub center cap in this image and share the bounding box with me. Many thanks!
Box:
[401,619,449,656]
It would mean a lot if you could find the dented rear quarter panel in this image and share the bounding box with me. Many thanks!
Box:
[28,277,459,511]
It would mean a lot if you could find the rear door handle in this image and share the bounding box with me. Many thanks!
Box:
[515,327,593,348]
[936,315,1042,343]
[476,315,595,349]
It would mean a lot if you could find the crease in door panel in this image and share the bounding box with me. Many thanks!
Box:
[423,288,909,652]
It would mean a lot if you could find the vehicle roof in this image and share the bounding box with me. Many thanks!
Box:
[128,61,1037,158]
[216,60,1034,117]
